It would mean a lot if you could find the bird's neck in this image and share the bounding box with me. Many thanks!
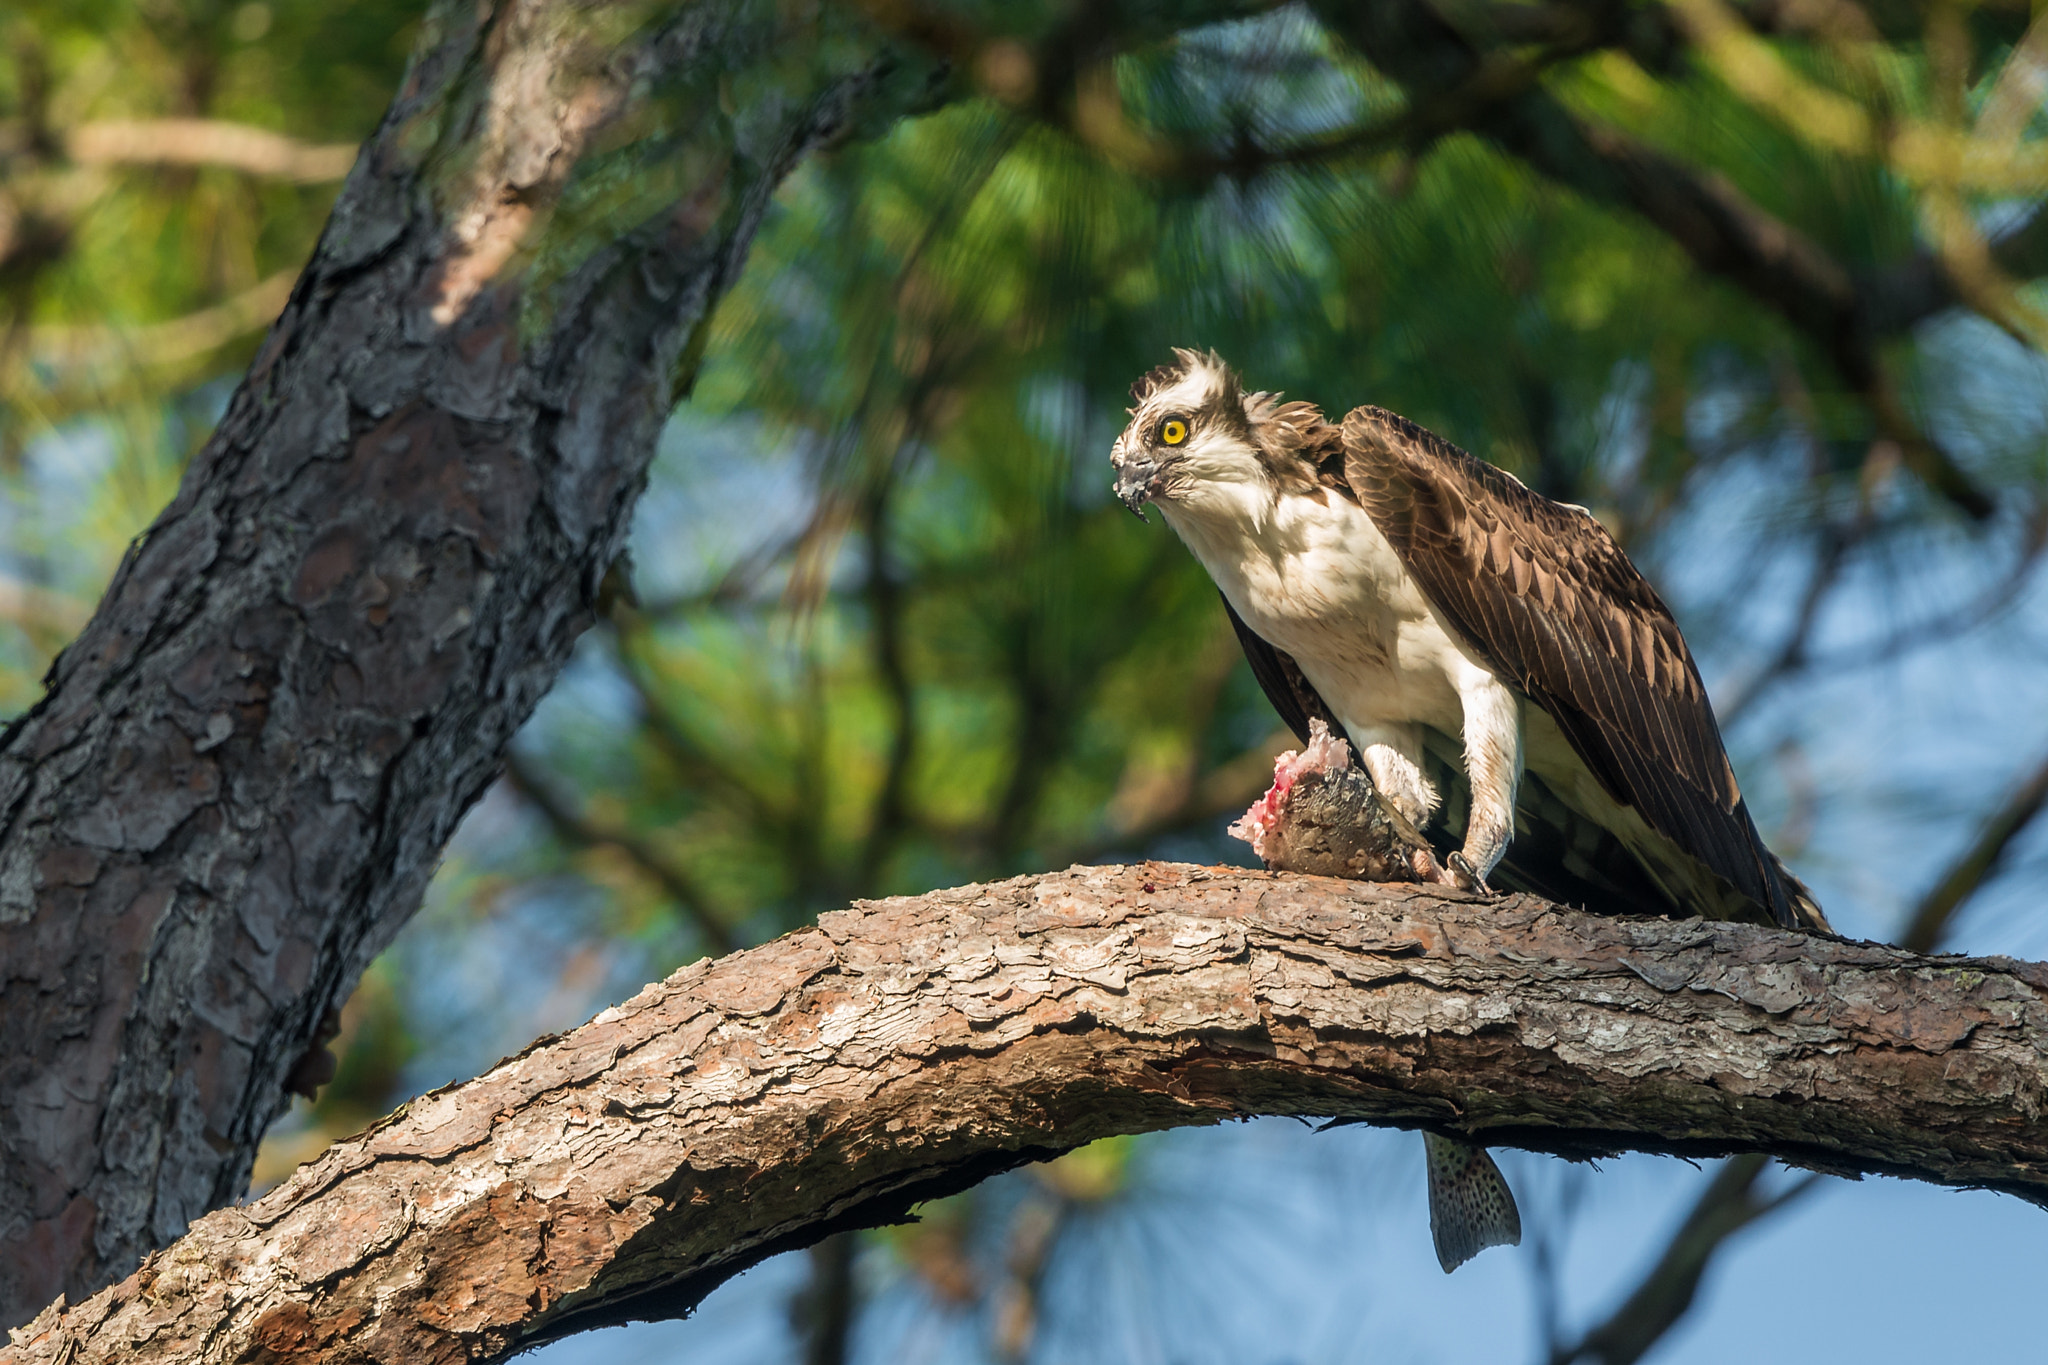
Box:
[1157,477,1279,563]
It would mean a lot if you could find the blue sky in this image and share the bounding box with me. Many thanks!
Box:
[525,1124,2046,1365]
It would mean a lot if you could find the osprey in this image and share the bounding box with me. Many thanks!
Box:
[1112,349,1827,931]
[1110,349,1829,1269]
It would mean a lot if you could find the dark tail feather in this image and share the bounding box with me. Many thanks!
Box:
[1768,851,1832,933]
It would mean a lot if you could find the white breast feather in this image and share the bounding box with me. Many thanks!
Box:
[1160,487,1487,739]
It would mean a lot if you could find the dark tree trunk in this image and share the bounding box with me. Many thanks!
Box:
[0,0,927,1325]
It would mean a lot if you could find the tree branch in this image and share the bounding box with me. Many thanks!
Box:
[1899,745,2048,954]
[17,270,297,375]
[1867,206,2048,336]
[793,1233,859,1365]
[1306,0,1997,517]
[6,862,2045,1364]
[1556,723,2048,1365]
[1512,111,1991,519]
[1551,1155,1819,1365]
[61,120,360,183]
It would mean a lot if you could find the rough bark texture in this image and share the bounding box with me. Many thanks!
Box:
[5,861,2045,1364]
[0,0,929,1324]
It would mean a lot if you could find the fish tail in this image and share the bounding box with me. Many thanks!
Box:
[1424,1133,1522,1273]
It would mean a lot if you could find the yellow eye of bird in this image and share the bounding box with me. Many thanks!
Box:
[1160,418,1188,446]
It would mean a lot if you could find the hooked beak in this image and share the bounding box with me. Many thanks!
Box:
[1111,439,1162,521]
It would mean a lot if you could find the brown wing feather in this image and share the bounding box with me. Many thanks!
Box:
[1338,405,1809,929]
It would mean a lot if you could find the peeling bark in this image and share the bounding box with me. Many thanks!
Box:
[5,862,2045,1365]
[0,0,932,1323]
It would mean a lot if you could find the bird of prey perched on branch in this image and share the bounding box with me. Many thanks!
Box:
[1110,349,1830,1270]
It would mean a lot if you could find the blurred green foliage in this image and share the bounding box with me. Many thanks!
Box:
[3,1,2047,1357]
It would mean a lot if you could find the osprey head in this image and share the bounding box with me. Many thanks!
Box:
[1110,348,1259,518]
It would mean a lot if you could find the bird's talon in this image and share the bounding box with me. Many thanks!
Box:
[1412,847,1456,886]
[1447,853,1497,897]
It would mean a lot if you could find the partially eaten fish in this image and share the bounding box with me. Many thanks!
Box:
[1229,719,1447,883]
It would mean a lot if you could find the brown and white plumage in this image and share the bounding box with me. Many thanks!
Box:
[1111,348,1829,934]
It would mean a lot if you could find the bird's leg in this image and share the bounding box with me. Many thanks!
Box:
[1346,724,1455,884]
[1453,670,1523,895]
[1350,723,1438,831]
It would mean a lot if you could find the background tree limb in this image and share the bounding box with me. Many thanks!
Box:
[1549,1154,1820,1365]
[502,753,737,957]
[1307,0,1996,516]
[6,861,2046,1365]
[61,120,360,182]
[1900,746,2048,955]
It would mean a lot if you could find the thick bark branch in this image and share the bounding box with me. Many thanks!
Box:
[1552,732,2047,1365]
[0,0,1305,1326]
[5,862,2044,1365]
[2,0,2033,1339]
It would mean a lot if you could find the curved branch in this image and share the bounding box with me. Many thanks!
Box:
[19,270,297,374]
[6,863,2045,1364]
[501,755,737,956]
[1900,745,2048,954]
[1551,1154,1819,1365]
